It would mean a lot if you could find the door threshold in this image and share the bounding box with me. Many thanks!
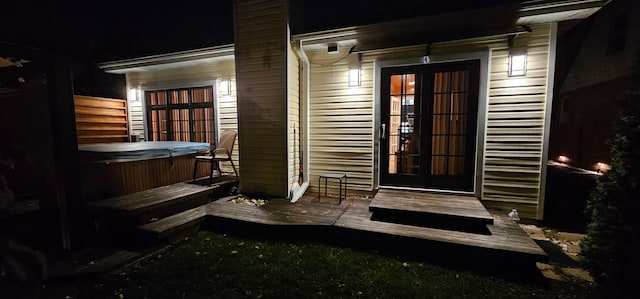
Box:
[378,185,476,196]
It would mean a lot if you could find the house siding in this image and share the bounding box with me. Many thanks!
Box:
[125,58,240,173]
[307,46,374,193]
[483,23,552,219]
[234,0,289,197]
[303,23,553,218]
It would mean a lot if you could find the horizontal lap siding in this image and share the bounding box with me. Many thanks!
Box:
[234,0,288,196]
[126,58,239,172]
[483,23,551,219]
[128,100,144,140]
[308,49,374,193]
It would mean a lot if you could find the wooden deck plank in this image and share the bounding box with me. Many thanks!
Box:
[206,198,349,226]
[88,182,218,215]
[370,189,494,224]
[335,200,546,258]
[139,206,207,238]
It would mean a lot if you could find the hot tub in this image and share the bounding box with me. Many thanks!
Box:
[79,141,212,202]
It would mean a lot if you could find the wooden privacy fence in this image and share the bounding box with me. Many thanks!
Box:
[74,95,129,144]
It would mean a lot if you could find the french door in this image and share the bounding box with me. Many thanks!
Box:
[380,60,480,191]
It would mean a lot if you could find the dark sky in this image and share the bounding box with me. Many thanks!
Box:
[1,0,522,63]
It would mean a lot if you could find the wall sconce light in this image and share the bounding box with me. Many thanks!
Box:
[128,88,140,102]
[348,53,361,87]
[423,43,432,64]
[595,162,611,174]
[508,50,527,77]
[220,80,231,96]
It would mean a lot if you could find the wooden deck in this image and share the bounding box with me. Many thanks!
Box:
[206,196,350,226]
[335,200,546,258]
[87,185,545,262]
[370,189,494,224]
[203,190,546,260]
[88,182,217,216]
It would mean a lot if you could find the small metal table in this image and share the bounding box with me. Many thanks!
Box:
[318,173,347,204]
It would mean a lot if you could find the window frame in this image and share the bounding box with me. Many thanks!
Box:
[142,81,218,143]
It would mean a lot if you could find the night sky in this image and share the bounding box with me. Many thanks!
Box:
[1,0,522,63]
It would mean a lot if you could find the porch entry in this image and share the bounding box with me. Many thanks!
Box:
[380,60,480,191]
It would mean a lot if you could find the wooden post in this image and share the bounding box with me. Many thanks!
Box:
[47,60,81,251]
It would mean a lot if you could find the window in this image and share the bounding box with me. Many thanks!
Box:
[146,86,215,143]
[607,13,627,54]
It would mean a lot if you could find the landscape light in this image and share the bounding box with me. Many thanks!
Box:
[557,155,569,164]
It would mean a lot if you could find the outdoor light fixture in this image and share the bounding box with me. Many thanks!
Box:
[220,80,231,96]
[595,162,611,174]
[128,88,140,102]
[348,53,361,87]
[508,50,527,77]
[327,43,339,54]
[557,155,569,165]
[423,43,432,64]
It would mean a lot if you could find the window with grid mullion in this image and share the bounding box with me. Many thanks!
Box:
[146,86,215,142]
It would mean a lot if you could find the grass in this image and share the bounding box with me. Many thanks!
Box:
[57,230,593,299]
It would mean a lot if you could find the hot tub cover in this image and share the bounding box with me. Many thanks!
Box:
[78,141,211,162]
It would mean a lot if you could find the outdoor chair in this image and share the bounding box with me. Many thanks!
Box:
[192,130,238,184]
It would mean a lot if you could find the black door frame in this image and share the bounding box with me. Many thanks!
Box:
[380,59,480,191]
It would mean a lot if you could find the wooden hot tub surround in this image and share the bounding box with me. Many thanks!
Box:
[79,142,213,202]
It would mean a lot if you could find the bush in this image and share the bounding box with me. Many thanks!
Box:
[580,54,640,297]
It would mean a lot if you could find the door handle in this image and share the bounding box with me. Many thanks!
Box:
[381,124,387,140]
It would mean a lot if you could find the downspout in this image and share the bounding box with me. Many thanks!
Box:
[289,39,310,202]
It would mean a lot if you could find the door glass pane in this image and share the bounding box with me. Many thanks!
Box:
[431,70,470,176]
[388,73,419,175]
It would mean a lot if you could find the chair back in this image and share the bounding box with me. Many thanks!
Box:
[216,130,237,158]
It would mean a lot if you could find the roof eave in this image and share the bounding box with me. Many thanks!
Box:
[98,44,235,74]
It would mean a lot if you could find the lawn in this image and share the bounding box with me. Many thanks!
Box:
[55,230,593,299]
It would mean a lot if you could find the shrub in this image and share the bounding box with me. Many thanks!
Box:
[580,53,640,297]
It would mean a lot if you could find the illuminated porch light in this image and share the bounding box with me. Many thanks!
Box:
[220,79,231,96]
[595,162,611,174]
[128,88,140,101]
[348,53,361,87]
[508,50,527,77]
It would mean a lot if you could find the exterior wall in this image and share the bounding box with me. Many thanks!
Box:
[306,46,374,193]
[234,0,289,197]
[125,57,240,173]
[303,23,554,218]
[560,0,640,94]
[483,23,553,219]
[288,38,301,192]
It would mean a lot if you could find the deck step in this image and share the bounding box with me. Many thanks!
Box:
[139,205,207,241]
[85,178,238,247]
[88,182,215,219]
[369,189,494,233]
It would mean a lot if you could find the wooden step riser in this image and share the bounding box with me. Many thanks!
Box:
[370,209,492,235]
[91,181,235,228]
